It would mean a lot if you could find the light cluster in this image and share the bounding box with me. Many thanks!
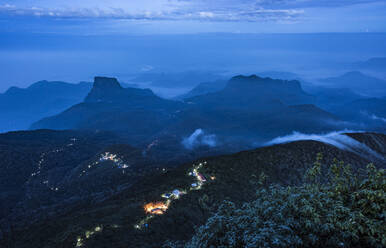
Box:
[79,152,130,177]
[99,152,130,169]
[76,225,103,247]
[29,139,75,192]
[135,161,214,229]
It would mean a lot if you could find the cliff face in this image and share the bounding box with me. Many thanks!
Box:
[30,77,183,140]
[85,77,123,103]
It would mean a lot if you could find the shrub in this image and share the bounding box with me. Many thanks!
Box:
[184,154,386,248]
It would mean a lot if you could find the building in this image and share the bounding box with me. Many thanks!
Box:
[197,173,207,182]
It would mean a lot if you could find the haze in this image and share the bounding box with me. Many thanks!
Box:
[1,0,386,95]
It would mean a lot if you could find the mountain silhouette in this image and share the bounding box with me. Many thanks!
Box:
[31,75,342,143]
[319,71,386,97]
[0,80,92,132]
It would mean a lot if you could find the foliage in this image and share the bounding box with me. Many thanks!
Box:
[184,154,386,248]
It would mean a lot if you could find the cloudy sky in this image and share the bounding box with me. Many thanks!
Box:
[1,0,386,34]
[0,1,386,93]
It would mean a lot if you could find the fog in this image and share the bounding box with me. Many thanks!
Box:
[182,129,217,150]
[1,33,386,96]
[265,131,384,160]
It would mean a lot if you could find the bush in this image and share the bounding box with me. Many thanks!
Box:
[184,154,386,248]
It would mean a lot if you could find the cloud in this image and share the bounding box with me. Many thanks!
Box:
[182,129,217,149]
[1,0,384,32]
[361,111,386,123]
[370,114,386,123]
[0,1,304,22]
[265,131,384,160]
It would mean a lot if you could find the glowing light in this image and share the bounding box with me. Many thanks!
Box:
[99,152,129,169]
[74,225,102,247]
[76,237,83,247]
[144,202,169,215]
[136,161,211,230]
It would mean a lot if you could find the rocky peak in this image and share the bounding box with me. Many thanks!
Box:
[85,77,124,103]
[93,77,122,90]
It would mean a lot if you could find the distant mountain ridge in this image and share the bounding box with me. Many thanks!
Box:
[184,75,317,114]
[319,71,386,97]
[31,75,343,143]
[354,57,386,70]
[31,77,183,143]
[175,80,227,100]
[0,80,92,132]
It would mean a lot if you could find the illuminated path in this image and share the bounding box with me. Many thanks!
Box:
[74,159,215,247]
[134,161,212,229]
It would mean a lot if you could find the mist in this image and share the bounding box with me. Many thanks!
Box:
[265,131,384,160]
[182,129,217,150]
[1,33,386,97]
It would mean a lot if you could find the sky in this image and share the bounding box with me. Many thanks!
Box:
[0,0,386,93]
[1,0,386,34]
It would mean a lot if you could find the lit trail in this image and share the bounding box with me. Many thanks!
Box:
[134,161,214,229]
[74,160,215,247]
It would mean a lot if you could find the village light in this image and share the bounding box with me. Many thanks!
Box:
[85,231,92,238]
[76,237,83,247]
[136,161,208,231]
[144,202,169,215]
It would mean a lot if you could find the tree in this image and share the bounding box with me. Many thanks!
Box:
[183,154,386,248]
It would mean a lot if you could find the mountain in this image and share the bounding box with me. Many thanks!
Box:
[31,77,184,143]
[333,97,386,130]
[319,71,386,97]
[2,131,384,248]
[187,75,315,108]
[84,77,159,105]
[310,86,364,110]
[0,81,92,132]
[300,83,385,131]
[175,80,227,100]
[354,57,386,71]
[32,75,342,144]
[175,73,303,101]
[172,75,335,140]
[0,130,122,224]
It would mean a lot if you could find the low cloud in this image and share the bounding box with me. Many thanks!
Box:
[265,131,383,160]
[370,114,386,123]
[182,129,217,149]
[361,111,386,123]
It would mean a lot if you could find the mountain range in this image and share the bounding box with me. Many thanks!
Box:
[1,72,386,248]
[354,57,386,71]
[318,71,386,97]
[31,75,342,144]
[174,80,227,100]
[2,73,385,144]
[0,81,92,132]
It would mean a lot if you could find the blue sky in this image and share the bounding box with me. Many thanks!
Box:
[1,0,386,34]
